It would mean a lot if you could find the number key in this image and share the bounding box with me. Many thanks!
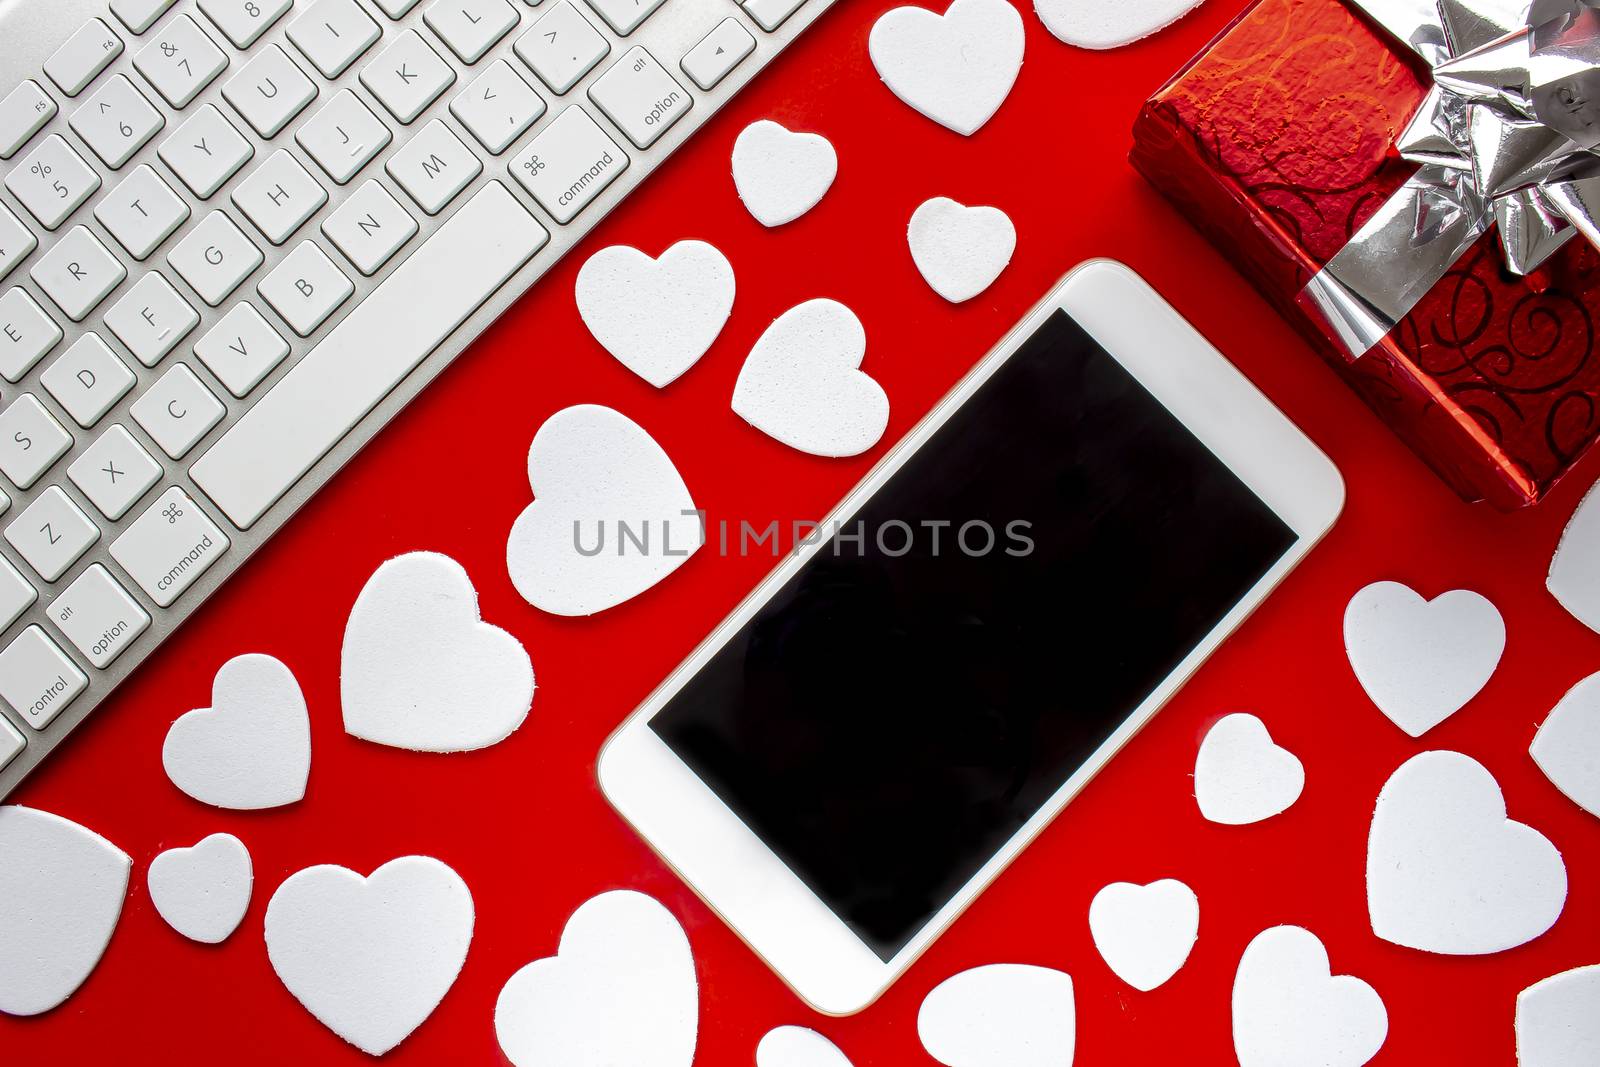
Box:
[199,0,295,48]
[135,14,229,108]
[6,135,101,231]
[70,75,165,169]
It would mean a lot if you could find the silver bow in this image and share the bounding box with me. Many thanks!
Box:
[1301,0,1600,356]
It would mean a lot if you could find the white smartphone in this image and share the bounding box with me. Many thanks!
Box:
[599,260,1344,1015]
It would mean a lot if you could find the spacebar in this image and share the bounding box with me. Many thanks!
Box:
[191,181,549,529]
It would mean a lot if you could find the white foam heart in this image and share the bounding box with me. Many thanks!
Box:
[575,241,735,387]
[1531,671,1600,818]
[495,890,698,1067]
[148,832,252,944]
[1367,750,1567,955]
[1033,0,1208,49]
[1548,478,1600,632]
[265,855,474,1056]
[907,198,1016,303]
[1232,925,1387,1067]
[342,552,533,752]
[1343,581,1505,737]
[732,299,889,458]
[1088,879,1198,991]
[757,1026,855,1067]
[868,0,1025,136]
[1517,964,1600,1067]
[0,806,129,1016]
[1194,713,1304,825]
[918,963,1075,1067]
[731,120,838,227]
[163,653,311,810]
[507,405,703,616]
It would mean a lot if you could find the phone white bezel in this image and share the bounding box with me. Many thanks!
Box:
[598,259,1344,1016]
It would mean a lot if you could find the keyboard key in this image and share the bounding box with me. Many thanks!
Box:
[0,396,73,490]
[743,0,806,32]
[387,120,481,214]
[426,0,519,64]
[7,135,101,231]
[0,205,37,283]
[71,75,165,169]
[31,227,126,322]
[46,564,150,668]
[131,364,226,458]
[0,715,22,770]
[96,165,190,259]
[200,0,295,48]
[288,0,382,79]
[161,105,254,199]
[0,289,61,382]
[195,302,289,395]
[6,487,99,582]
[0,554,35,630]
[45,20,125,98]
[136,15,229,108]
[40,334,136,427]
[169,210,263,305]
[323,179,417,275]
[509,105,627,223]
[376,0,424,14]
[233,150,328,244]
[362,30,455,124]
[111,0,178,34]
[516,2,608,94]
[258,241,353,335]
[110,487,229,606]
[67,424,162,520]
[453,59,545,154]
[0,82,57,160]
[192,182,547,528]
[297,90,391,184]
[0,626,87,728]
[583,0,666,36]
[589,47,690,149]
[223,44,318,138]
[681,18,755,91]
[104,271,200,366]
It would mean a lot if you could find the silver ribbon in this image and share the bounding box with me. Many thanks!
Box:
[1301,0,1600,356]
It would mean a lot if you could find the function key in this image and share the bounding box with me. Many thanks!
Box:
[44,19,125,97]
[0,625,86,729]
[111,0,179,35]
[0,81,57,160]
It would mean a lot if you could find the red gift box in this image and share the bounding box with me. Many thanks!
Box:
[1132,0,1600,508]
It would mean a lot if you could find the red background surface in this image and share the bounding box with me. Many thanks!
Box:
[5,1,1600,1062]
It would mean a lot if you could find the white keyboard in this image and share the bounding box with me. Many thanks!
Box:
[0,0,833,795]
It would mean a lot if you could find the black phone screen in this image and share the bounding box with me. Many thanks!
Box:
[649,309,1296,960]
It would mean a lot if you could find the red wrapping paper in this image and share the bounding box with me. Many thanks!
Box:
[1132,0,1600,508]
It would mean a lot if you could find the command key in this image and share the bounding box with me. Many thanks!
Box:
[110,487,230,607]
